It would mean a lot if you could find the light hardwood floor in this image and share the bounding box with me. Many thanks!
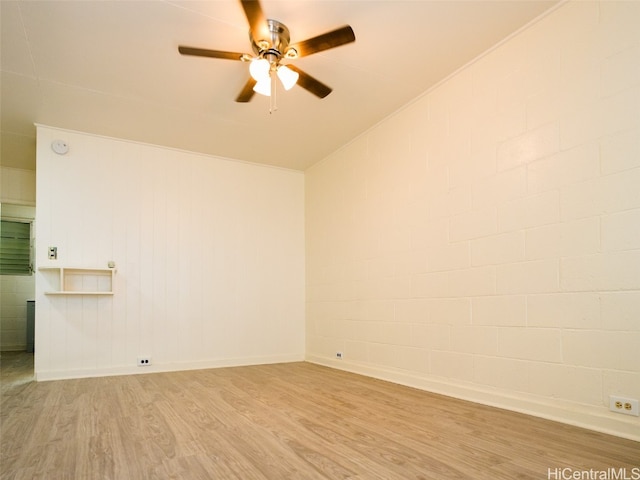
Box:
[1,352,638,479]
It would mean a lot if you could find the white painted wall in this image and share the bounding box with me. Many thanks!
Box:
[0,167,36,206]
[306,1,640,440]
[35,126,305,380]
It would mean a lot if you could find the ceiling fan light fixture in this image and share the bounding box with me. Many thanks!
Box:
[257,39,270,51]
[253,77,272,96]
[277,65,299,90]
[284,48,298,59]
[249,58,270,82]
[178,0,356,106]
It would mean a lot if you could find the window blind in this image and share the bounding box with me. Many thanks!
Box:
[0,220,32,275]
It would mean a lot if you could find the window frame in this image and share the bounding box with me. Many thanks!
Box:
[0,219,33,276]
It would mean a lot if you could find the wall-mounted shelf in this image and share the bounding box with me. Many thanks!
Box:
[39,267,115,295]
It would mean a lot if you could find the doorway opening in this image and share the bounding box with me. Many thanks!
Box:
[0,203,36,383]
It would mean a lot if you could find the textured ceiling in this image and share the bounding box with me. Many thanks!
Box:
[1,0,559,172]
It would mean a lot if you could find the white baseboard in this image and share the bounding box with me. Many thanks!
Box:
[306,355,640,442]
[35,353,305,382]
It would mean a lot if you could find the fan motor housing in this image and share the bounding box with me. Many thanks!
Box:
[251,19,291,59]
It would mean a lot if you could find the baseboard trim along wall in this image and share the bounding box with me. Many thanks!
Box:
[35,353,305,382]
[306,355,640,443]
[33,350,639,442]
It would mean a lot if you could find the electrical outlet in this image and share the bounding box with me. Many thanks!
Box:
[48,246,57,260]
[137,356,151,367]
[609,396,639,416]
[336,352,343,360]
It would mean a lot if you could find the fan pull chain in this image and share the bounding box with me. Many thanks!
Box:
[270,69,277,114]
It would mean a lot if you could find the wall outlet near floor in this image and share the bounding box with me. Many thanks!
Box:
[137,356,152,366]
[336,352,343,360]
[609,396,639,416]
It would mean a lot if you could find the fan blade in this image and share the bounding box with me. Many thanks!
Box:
[288,25,355,58]
[178,46,246,61]
[240,0,268,39]
[285,65,332,99]
[236,77,257,102]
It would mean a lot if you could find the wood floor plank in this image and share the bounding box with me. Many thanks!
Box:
[1,353,638,479]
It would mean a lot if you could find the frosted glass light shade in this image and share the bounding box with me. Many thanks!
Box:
[249,58,270,82]
[253,77,271,96]
[277,65,299,90]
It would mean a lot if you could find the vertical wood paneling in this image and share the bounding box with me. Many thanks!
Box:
[138,153,155,359]
[164,153,181,364]
[65,297,84,369]
[109,143,129,367]
[151,151,168,363]
[176,160,193,361]
[96,296,113,369]
[48,297,68,372]
[81,296,98,371]
[189,157,206,362]
[35,126,305,380]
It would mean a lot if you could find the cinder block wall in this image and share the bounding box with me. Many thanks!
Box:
[306,1,640,440]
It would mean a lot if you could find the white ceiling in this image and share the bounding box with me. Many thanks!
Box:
[1,0,559,172]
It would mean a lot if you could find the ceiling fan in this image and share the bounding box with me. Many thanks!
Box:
[178,0,356,105]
